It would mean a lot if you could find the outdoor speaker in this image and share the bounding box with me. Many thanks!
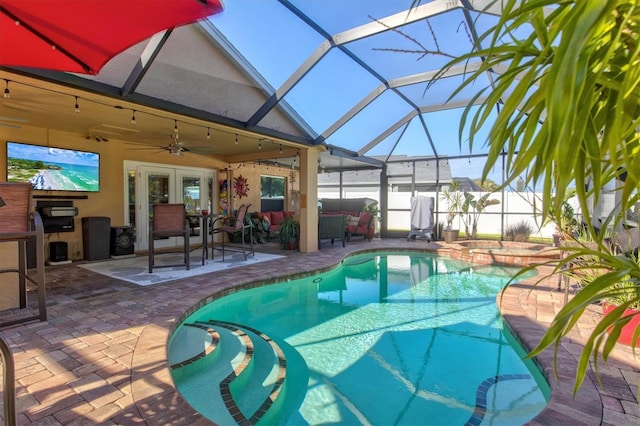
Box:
[111,226,135,256]
[49,241,68,262]
[82,217,111,260]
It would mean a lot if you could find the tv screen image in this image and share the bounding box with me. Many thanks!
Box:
[7,142,100,192]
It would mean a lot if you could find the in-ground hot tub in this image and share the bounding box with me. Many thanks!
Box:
[449,240,560,266]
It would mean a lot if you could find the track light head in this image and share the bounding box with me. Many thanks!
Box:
[3,79,10,99]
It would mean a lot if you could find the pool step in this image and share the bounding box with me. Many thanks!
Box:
[169,324,247,425]
[171,320,297,424]
[203,320,287,423]
[168,323,219,368]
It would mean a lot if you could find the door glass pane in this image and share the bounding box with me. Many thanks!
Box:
[182,177,201,214]
[148,173,170,241]
[207,178,213,213]
[183,176,201,237]
[128,170,136,226]
[148,174,170,205]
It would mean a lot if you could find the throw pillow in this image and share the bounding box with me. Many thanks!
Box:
[347,215,360,227]
[270,210,285,225]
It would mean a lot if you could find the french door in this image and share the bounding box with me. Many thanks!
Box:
[124,161,216,251]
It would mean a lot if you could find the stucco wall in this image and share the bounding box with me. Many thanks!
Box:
[220,167,298,216]
[1,125,299,268]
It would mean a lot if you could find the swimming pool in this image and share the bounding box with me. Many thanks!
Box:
[169,251,549,425]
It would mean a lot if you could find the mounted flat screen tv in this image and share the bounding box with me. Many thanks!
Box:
[6,141,100,192]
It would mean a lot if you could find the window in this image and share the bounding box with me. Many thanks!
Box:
[261,175,285,211]
[261,176,285,198]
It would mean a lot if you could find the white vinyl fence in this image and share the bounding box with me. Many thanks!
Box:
[320,189,558,239]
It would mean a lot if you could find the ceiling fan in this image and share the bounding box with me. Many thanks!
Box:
[163,137,190,156]
[124,135,192,155]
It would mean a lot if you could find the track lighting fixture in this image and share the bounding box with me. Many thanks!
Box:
[1,80,312,164]
[86,135,109,142]
[2,80,309,166]
[3,79,10,99]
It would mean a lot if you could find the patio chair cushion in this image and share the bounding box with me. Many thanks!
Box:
[254,210,295,238]
[347,215,360,227]
[345,211,375,242]
[358,212,372,227]
[270,210,285,226]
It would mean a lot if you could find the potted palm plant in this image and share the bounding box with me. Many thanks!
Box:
[432,0,640,392]
[568,252,640,346]
[601,277,640,346]
[440,180,463,242]
[461,192,500,240]
[278,216,300,250]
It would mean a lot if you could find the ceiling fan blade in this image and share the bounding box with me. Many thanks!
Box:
[0,122,21,129]
[0,115,29,123]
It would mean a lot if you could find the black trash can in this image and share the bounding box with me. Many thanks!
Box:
[82,217,111,260]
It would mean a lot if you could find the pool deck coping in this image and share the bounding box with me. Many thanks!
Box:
[0,238,638,424]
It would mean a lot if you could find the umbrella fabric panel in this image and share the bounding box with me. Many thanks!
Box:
[0,0,224,74]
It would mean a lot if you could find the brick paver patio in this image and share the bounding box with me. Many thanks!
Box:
[0,239,638,425]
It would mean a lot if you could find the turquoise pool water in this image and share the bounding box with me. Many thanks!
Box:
[169,252,549,425]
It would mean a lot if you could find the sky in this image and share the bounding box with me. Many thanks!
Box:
[207,0,504,183]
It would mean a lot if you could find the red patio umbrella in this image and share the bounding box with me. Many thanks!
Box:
[0,0,224,75]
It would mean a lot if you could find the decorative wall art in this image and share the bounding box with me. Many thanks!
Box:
[234,175,249,198]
